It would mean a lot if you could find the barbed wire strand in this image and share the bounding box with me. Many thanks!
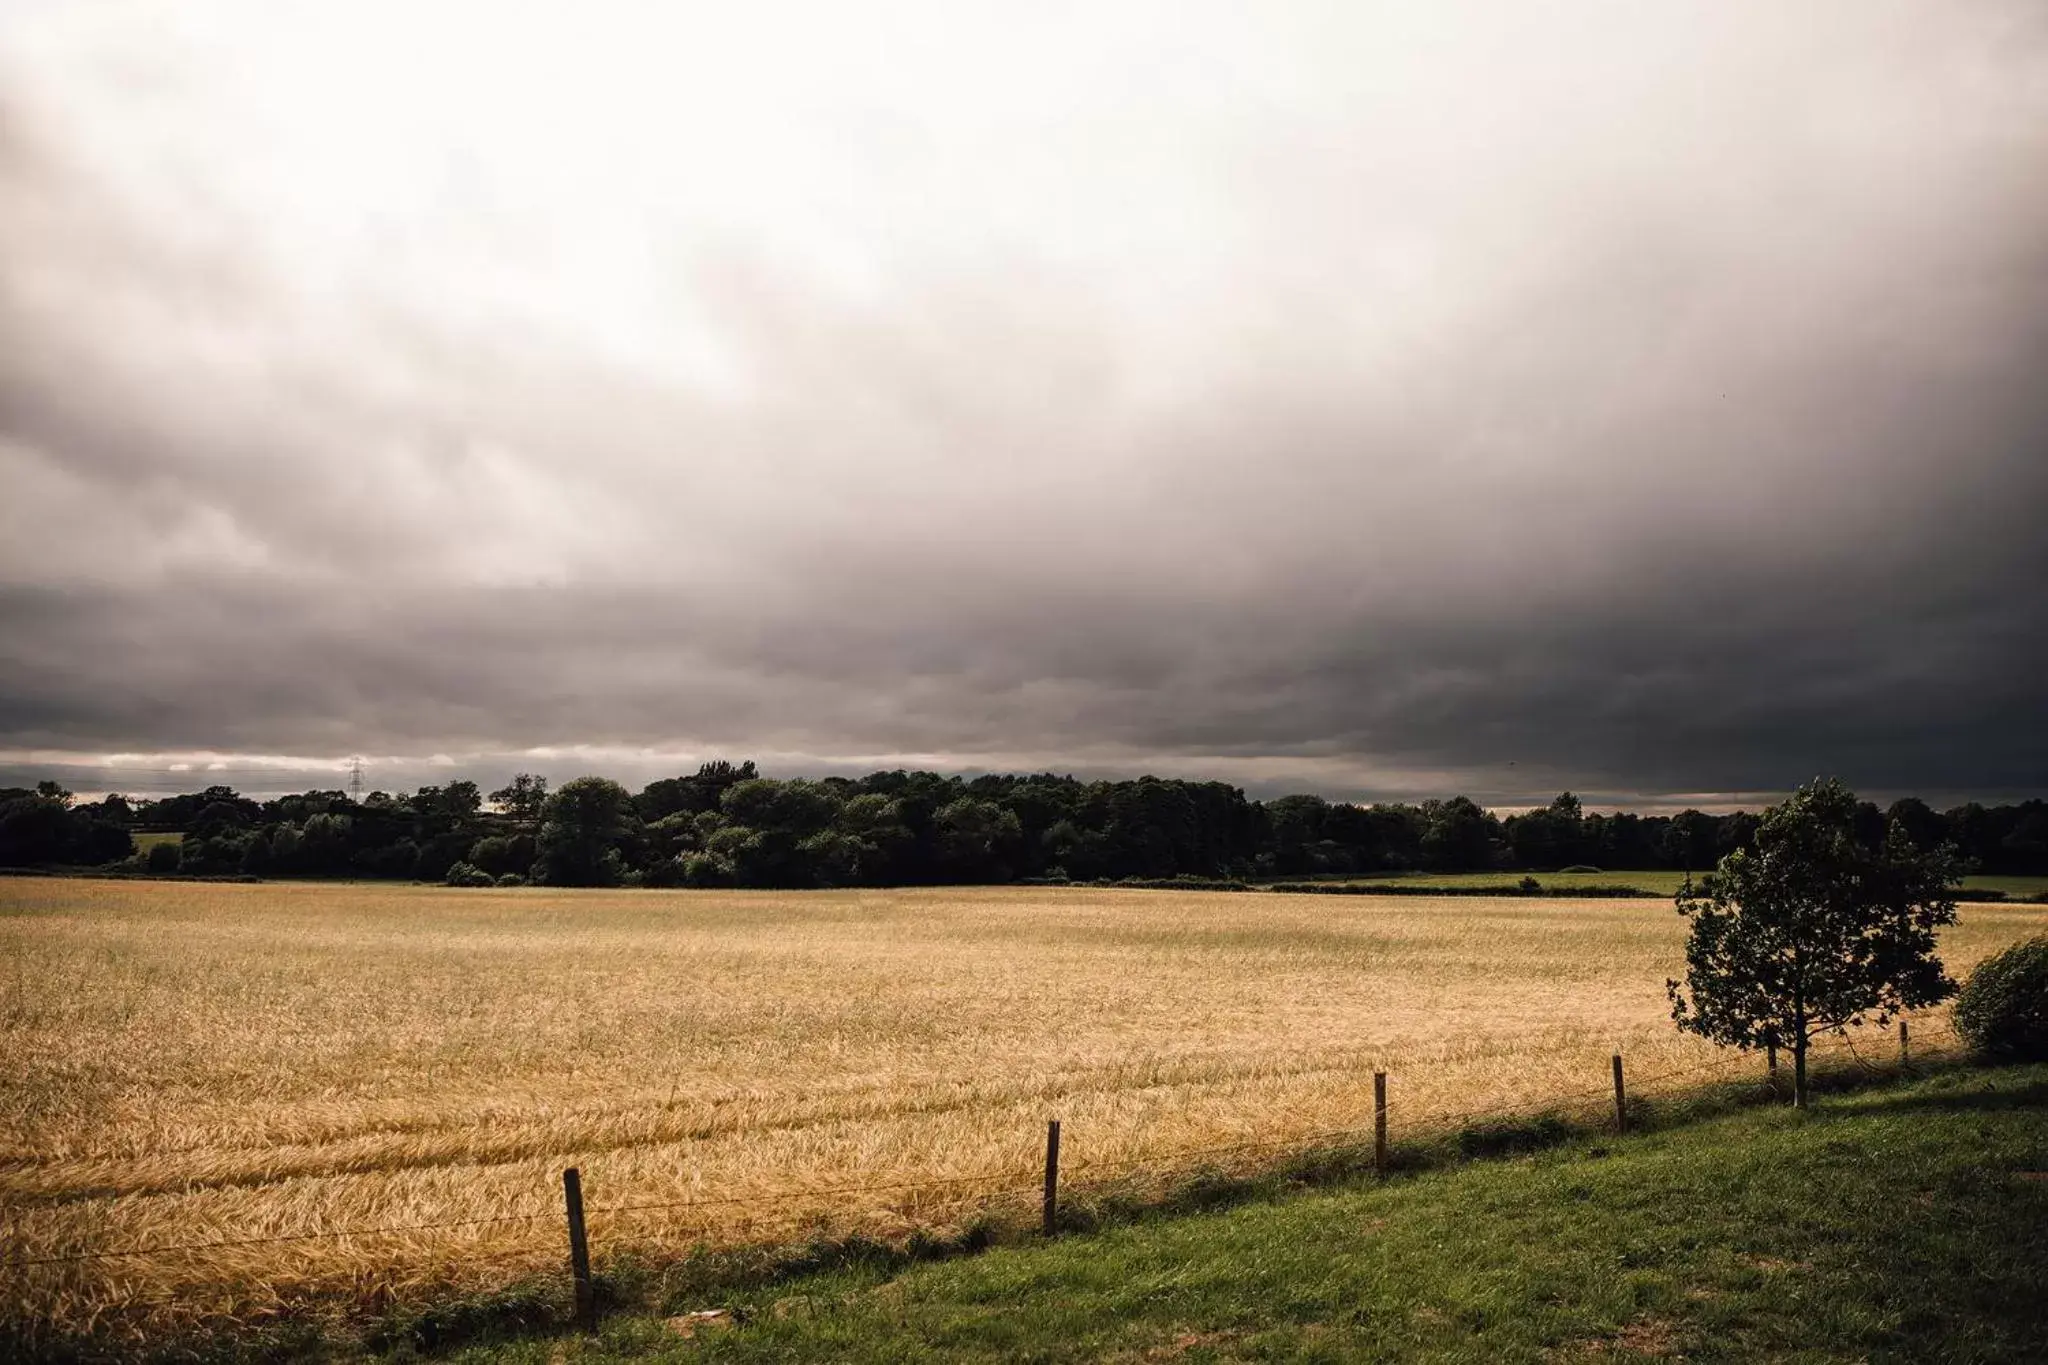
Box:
[2,1036,1950,1272]
[588,1168,1040,1218]
[1,1210,559,1269]
[598,1182,1049,1243]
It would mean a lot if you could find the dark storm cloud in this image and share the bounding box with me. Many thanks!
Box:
[2,1,2047,805]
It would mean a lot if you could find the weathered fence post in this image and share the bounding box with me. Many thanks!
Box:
[1899,1019,1910,1067]
[561,1170,593,1326]
[1373,1071,1388,1177]
[1611,1054,1627,1133]
[1042,1119,1061,1237]
[562,1167,596,1334]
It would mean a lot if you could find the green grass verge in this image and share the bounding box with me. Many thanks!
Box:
[442,1065,2048,1364]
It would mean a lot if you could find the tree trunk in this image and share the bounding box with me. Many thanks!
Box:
[1790,995,1808,1110]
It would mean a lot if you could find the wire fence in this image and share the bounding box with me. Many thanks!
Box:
[3,1017,1966,1284]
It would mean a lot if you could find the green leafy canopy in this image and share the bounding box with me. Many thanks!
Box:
[1667,777,1962,1053]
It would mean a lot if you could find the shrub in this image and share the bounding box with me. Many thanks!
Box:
[442,861,494,888]
[146,841,182,874]
[681,853,735,888]
[641,857,688,888]
[179,835,245,875]
[495,873,525,887]
[1954,936,2048,1061]
[1518,875,1542,893]
[470,833,533,878]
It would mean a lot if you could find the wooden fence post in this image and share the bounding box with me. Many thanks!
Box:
[1042,1119,1061,1237]
[1611,1054,1627,1133]
[562,1167,596,1334]
[1373,1072,1388,1177]
[1899,1020,1910,1067]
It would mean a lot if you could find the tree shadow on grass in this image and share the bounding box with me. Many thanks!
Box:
[1801,1073,2048,1120]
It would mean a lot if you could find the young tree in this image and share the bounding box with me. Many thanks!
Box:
[1667,778,1961,1107]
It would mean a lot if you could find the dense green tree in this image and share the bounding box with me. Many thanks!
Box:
[1885,797,1946,855]
[359,837,420,878]
[268,823,303,870]
[1420,796,1499,871]
[136,785,258,830]
[797,830,867,886]
[636,760,759,821]
[721,778,841,837]
[15,759,2048,889]
[179,831,249,874]
[468,833,532,878]
[0,793,70,865]
[1668,778,1961,1107]
[263,790,350,824]
[92,793,135,823]
[833,794,915,883]
[239,828,274,875]
[412,781,483,830]
[712,826,807,886]
[2003,806,2048,872]
[933,798,1024,882]
[534,777,639,886]
[1662,809,1719,873]
[298,813,355,875]
[0,789,133,866]
[1509,792,1591,870]
[189,799,255,841]
[1715,810,1760,860]
[1364,803,1425,871]
[488,773,550,829]
[1266,794,1331,874]
[1040,817,1104,880]
[1593,811,1653,869]
[680,851,736,887]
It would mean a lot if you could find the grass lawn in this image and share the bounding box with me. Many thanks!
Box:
[470,1063,2048,1364]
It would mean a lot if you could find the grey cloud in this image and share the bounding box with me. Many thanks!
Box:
[2,1,2047,806]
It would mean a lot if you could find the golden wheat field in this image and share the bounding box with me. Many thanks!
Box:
[3,876,2041,1345]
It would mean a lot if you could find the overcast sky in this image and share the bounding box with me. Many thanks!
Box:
[3,1,2046,810]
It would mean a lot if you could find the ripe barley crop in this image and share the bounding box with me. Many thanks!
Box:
[2,877,2037,1346]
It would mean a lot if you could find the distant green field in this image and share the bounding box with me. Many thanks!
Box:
[1962,874,2048,897]
[1332,869,1694,893]
[1301,869,2048,898]
[130,831,181,851]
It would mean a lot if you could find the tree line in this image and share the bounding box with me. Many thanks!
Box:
[3,767,2045,888]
